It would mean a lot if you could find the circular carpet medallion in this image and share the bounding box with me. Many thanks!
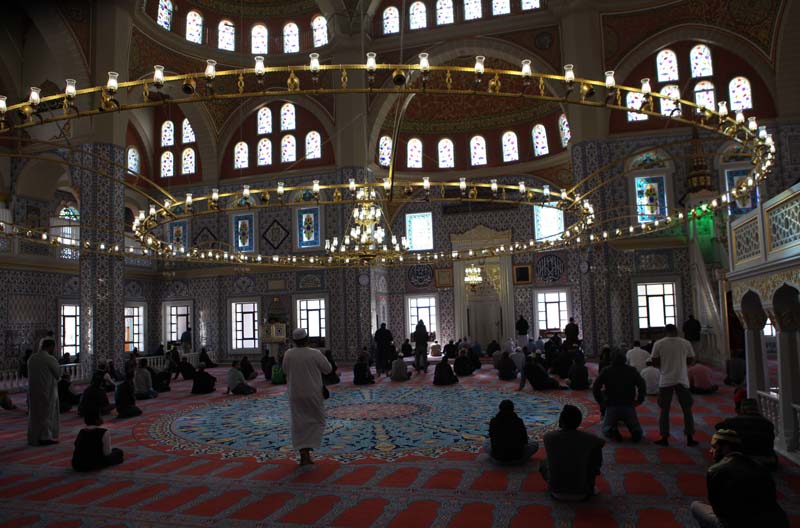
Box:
[142,385,575,462]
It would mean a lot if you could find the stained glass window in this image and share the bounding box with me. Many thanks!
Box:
[186,10,203,44]
[283,23,300,53]
[626,92,648,121]
[470,136,487,166]
[729,76,753,111]
[725,168,759,215]
[493,0,511,15]
[312,16,328,47]
[532,124,549,156]
[251,24,268,54]
[635,175,667,223]
[281,103,296,131]
[521,0,541,10]
[257,107,272,135]
[464,0,483,20]
[656,49,679,82]
[694,80,715,111]
[305,131,321,159]
[659,85,682,116]
[181,148,195,175]
[383,7,400,34]
[257,138,272,166]
[534,202,564,242]
[156,0,172,30]
[218,20,235,51]
[438,138,454,168]
[378,136,392,167]
[436,0,454,25]
[160,151,174,178]
[234,141,249,169]
[282,135,297,163]
[182,118,195,143]
[502,131,519,162]
[558,114,571,147]
[690,44,713,78]
[410,2,427,29]
[161,120,174,147]
[407,138,423,168]
[127,147,139,175]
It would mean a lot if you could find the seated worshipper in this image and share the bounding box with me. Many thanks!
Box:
[353,354,376,385]
[544,336,561,367]
[540,405,605,501]
[154,344,165,356]
[551,347,574,379]
[454,349,475,376]
[271,361,287,385]
[640,361,661,395]
[191,364,217,395]
[518,355,565,391]
[486,339,501,358]
[534,334,545,352]
[401,339,413,357]
[115,372,142,419]
[592,353,646,442]
[688,362,719,394]
[322,350,341,385]
[597,345,613,372]
[0,390,16,410]
[133,359,158,400]
[433,358,459,386]
[468,344,482,371]
[60,352,72,365]
[626,341,650,372]
[198,347,217,368]
[178,357,196,380]
[567,356,591,390]
[715,398,778,470]
[690,430,789,528]
[261,350,276,380]
[430,341,442,357]
[107,360,124,383]
[227,361,257,395]
[72,409,124,472]
[510,348,526,377]
[145,362,171,393]
[390,354,411,381]
[168,345,181,380]
[492,347,505,370]
[485,399,538,465]
[79,372,115,418]
[96,362,116,392]
[58,373,82,413]
[497,352,518,381]
[443,340,458,359]
[240,356,258,381]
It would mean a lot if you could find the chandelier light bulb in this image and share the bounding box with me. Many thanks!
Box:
[640,78,651,94]
[205,59,217,80]
[185,193,193,207]
[604,70,615,88]
[748,116,757,131]
[543,184,550,197]
[423,176,430,191]
[312,180,320,194]
[277,182,285,196]
[164,199,171,209]
[490,179,498,193]
[459,177,466,191]
[563,64,575,83]
[211,188,219,201]
[149,204,156,216]
[243,184,251,199]
[106,72,119,93]
[64,79,77,98]
[309,53,320,73]
[0,95,6,115]
[474,56,485,75]
[383,178,391,191]
[521,59,532,78]
[366,52,377,72]
[561,188,567,200]
[153,65,165,87]
[735,111,745,124]
[717,101,728,117]
[418,53,430,72]
[254,56,265,76]
[348,178,356,192]
[758,126,767,139]
[138,210,145,221]
[518,181,526,194]
[29,87,41,106]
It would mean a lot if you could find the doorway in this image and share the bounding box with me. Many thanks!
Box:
[466,263,502,345]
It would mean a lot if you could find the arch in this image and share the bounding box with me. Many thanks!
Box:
[383,6,400,34]
[656,49,679,82]
[464,0,483,20]
[281,135,297,163]
[469,135,487,166]
[438,138,454,168]
[305,131,322,159]
[257,107,272,135]
[283,22,300,53]
[311,15,328,47]
[407,138,423,168]
[694,80,716,111]
[772,284,800,332]
[409,2,427,29]
[492,0,511,16]
[126,146,140,175]
[558,113,571,147]
[185,10,203,44]
[234,141,249,169]
[251,24,268,54]
[626,148,675,224]
[257,138,272,166]
[501,131,519,162]
[626,92,647,121]
[160,151,174,178]
[160,120,175,147]
[436,0,454,25]
[378,135,393,167]
[690,44,713,78]
[218,20,235,51]
[739,290,768,330]
[729,76,753,111]
[181,147,196,175]
[182,118,195,143]
[281,102,296,130]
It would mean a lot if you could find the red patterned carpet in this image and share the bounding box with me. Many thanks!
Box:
[1,363,799,528]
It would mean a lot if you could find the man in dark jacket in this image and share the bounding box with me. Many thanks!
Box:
[374,323,393,375]
[683,314,702,342]
[485,399,538,465]
[516,316,529,338]
[567,356,590,390]
[433,358,459,386]
[58,373,81,413]
[518,355,564,391]
[715,398,777,470]
[564,318,580,347]
[115,371,143,418]
[592,353,646,442]
[191,364,217,394]
[453,349,474,376]
[690,429,788,528]
[443,340,458,359]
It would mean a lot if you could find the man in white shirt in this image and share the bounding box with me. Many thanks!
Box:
[650,324,697,447]
[626,341,651,372]
[640,361,661,395]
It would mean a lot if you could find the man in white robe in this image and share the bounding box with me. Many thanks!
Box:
[27,338,61,446]
[282,328,332,465]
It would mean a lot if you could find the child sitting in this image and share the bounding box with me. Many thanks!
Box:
[72,409,124,472]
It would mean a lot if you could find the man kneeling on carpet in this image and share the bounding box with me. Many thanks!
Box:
[484,399,538,465]
[192,363,217,394]
[72,409,124,472]
[227,361,256,395]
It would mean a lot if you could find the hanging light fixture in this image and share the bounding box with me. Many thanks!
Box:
[464,263,483,290]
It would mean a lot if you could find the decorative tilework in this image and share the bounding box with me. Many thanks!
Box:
[733,219,761,263]
[766,193,800,252]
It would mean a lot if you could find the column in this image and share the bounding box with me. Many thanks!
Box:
[774,328,800,450]
[743,327,769,397]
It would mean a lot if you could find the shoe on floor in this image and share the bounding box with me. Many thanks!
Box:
[654,437,670,446]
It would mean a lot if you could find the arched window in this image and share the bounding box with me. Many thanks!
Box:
[493,0,511,16]
[127,147,140,175]
[160,151,174,178]
[409,2,427,29]
[383,7,400,34]
[280,103,296,130]
[55,206,80,258]
[532,125,549,156]
[281,135,297,163]
[255,108,272,135]
[626,92,648,121]
[436,0,454,25]
[729,76,753,111]
[558,114,571,147]
[161,120,174,147]
[656,49,679,82]
[181,148,196,175]
[407,138,423,168]
[182,118,195,143]
[690,44,713,78]
[464,0,483,20]
[156,0,172,30]
[257,138,272,166]
[305,131,322,159]
[628,150,671,224]
[694,80,716,111]
[234,141,249,169]
[470,136,487,166]
[283,23,300,53]
[312,16,328,47]
[502,131,519,162]
[218,20,235,51]
[251,24,268,54]
[378,136,393,167]
[186,10,203,44]
[521,0,541,9]
[659,85,682,116]
[438,138,454,168]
